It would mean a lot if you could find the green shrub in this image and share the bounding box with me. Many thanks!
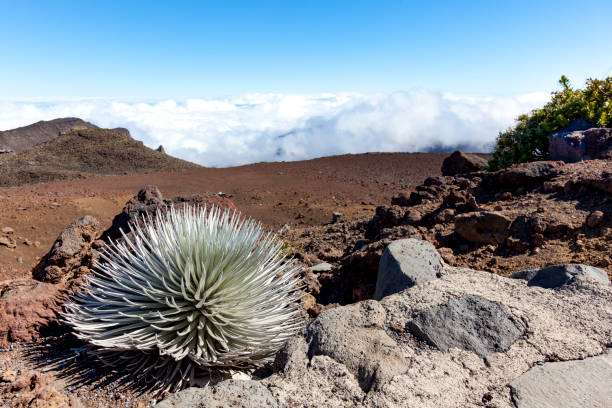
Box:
[488,76,612,170]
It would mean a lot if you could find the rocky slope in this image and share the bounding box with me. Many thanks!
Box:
[0,127,199,186]
[281,157,611,312]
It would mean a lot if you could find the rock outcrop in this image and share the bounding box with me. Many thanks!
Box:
[408,294,523,357]
[549,120,612,162]
[32,215,101,284]
[454,211,513,244]
[0,280,65,347]
[441,150,487,176]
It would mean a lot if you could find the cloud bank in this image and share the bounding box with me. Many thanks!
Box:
[0,91,549,167]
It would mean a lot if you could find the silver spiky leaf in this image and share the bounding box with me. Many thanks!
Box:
[62,205,304,387]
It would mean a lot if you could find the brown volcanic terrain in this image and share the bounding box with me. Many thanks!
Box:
[0,147,610,408]
[0,127,199,186]
[0,117,98,153]
[0,152,449,279]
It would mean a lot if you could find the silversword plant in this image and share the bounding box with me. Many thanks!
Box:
[63,205,304,388]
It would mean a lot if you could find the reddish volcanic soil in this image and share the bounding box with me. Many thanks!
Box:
[0,152,456,280]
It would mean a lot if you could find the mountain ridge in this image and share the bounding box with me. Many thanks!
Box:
[0,117,99,153]
[0,126,199,186]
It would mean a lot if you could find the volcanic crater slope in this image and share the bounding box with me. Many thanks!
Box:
[0,117,98,153]
[0,127,200,186]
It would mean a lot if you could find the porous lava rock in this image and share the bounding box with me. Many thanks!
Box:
[408,294,523,357]
[32,215,101,284]
[305,300,408,392]
[491,161,563,187]
[549,120,612,162]
[441,150,487,176]
[0,280,65,347]
[454,211,513,245]
[1,370,83,408]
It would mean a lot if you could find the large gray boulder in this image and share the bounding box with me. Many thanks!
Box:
[154,380,279,408]
[305,300,407,392]
[509,350,612,408]
[408,294,523,357]
[510,263,610,288]
[373,239,442,300]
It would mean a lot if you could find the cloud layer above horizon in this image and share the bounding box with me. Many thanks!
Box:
[0,91,549,167]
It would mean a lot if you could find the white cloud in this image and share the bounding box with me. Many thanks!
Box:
[0,91,550,167]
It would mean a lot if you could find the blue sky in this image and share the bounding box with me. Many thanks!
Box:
[1,1,611,165]
[1,0,611,98]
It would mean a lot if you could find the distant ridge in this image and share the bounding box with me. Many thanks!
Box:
[0,117,98,153]
[0,126,200,187]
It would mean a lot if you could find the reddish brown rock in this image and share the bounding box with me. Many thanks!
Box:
[454,211,513,245]
[32,215,100,283]
[492,161,563,187]
[391,192,411,206]
[3,370,81,408]
[0,236,16,248]
[587,211,605,228]
[403,209,423,225]
[0,280,65,347]
[441,150,487,176]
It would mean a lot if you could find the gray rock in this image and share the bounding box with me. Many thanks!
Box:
[273,336,308,374]
[510,264,610,288]
[508,268,539,281]
[408,294,523,357]
[305,300,408,392]
[310,262,333,273]
[374,239,442,300]
[154,380,279,408]
[262,265,612,407]
[510,350,612,408]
